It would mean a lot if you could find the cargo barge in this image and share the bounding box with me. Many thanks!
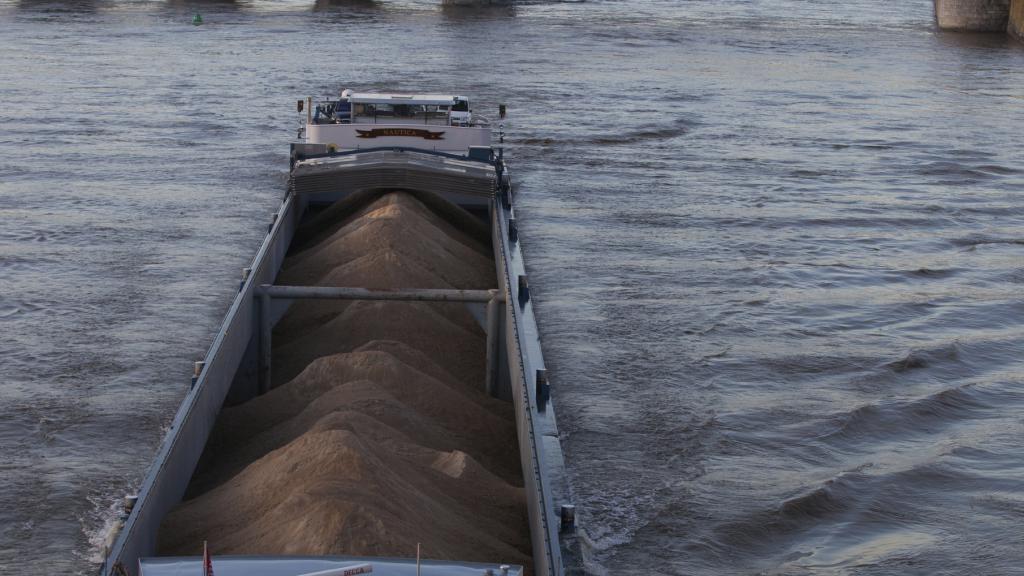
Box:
[99,92,580,576]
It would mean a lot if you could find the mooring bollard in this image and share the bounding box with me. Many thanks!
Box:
[190,360,205,388]
[239,267,252,292]
[560,503,576,531]
[535,368,549,411]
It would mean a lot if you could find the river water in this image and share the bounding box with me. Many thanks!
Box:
[1,0,1023,574]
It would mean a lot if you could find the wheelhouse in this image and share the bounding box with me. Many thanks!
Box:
[302,91,489,154]
[312,93,477,127]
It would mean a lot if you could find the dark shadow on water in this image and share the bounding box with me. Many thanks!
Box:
[928,28,1024,93]
[312,0,382,14]
[16,0,102,12]
[165,0,243,9]
[932,29,1020,50]
[161,0,244,17]
[440,1,516,21]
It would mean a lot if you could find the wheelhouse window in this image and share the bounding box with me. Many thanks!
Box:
[353,102,453,125]
[312,95,468,126]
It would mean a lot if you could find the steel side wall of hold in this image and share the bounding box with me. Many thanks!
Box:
[493,194,561,576]
[1010,0,1024,37]
[490,228,513,402]
[104,195,298,576]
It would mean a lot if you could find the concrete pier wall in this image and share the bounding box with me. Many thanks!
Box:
[934,0,1011,31]
[1010,0,1024,38]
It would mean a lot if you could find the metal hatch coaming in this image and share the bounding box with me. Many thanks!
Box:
[290,149,497,205]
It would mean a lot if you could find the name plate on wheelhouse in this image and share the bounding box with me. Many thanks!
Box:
[355,128,446,140]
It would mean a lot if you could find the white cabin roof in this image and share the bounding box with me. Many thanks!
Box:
[347,93,461,106]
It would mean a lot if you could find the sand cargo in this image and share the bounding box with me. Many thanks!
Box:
[100,93,580,576]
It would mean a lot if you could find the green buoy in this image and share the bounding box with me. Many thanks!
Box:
[192,13,203,25]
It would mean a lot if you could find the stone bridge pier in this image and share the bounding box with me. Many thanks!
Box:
[1011,0,1024,37]
[934,0,1024,38]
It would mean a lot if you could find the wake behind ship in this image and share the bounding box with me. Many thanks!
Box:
[99,92,581,576]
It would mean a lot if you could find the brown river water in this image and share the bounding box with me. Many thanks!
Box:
[1,0,1023,574]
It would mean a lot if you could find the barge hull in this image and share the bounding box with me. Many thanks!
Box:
[102,147,579,576]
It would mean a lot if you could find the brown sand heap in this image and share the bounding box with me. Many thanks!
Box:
[159,191,531,568]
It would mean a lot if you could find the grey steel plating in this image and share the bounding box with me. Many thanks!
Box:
[99,146,581,576]
[140,556,524,576]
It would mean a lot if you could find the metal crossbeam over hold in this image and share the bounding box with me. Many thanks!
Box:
[260,285,500,303]
[257,285,505,396]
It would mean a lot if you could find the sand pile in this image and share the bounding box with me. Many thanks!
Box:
[159,191,530,568]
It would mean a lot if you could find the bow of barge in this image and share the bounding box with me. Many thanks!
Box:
[100,92,581,576]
